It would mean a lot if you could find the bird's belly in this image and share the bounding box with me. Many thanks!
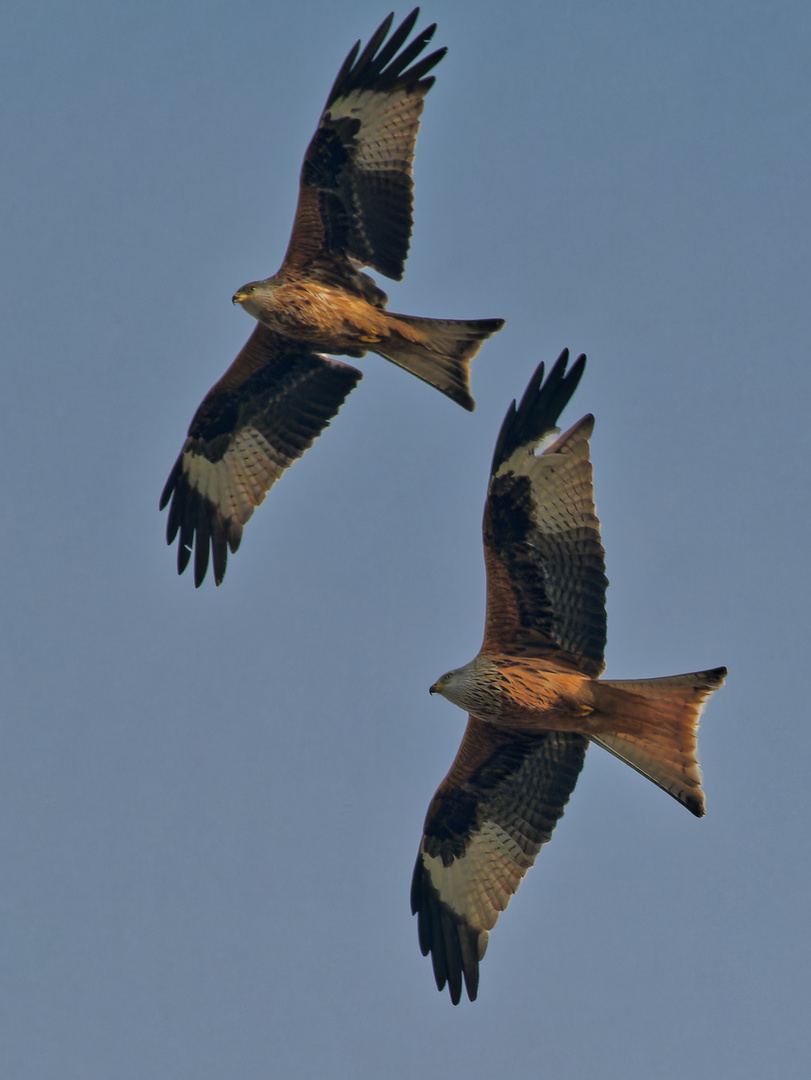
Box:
[487,661,599,733]
[258,282,387,352]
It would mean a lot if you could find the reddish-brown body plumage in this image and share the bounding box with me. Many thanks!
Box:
[235,279,438,357]
[161,10,503,586]
[413,352,727,1004]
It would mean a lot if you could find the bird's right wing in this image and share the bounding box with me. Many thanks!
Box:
[160,324,361,586]
[282,9,446,286]
[411,717,588,1004]
[482,351,608,676]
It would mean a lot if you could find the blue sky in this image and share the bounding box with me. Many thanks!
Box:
[1,1,810,1077]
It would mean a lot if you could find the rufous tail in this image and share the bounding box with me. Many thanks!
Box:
[379,314,505,411]
[592,667,727,816]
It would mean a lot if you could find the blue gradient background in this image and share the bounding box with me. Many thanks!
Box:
[1,2,809,1077]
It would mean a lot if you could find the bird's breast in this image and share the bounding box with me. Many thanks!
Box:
[475,657,598,732]
[249,280,388,354]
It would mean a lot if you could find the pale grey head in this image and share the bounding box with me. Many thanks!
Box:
[429,657,503,719]
[232,280,274,320]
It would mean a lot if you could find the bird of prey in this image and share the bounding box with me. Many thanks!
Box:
[160,9,504,586]
[411,351,727,1004]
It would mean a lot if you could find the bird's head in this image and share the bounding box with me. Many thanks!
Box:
[429,663,477,710]
[429,657,502,717]
[232,280,272,321]
[232,283,256,306]
[429,672,453,697]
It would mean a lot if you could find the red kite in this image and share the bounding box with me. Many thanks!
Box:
[161,9,503,586]
[411,351,726,1003]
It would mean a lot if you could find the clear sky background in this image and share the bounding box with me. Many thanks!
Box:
[2,1,809,1076]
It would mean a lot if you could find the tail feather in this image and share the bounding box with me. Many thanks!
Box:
[378,313,505,410]
[593,667,727,817]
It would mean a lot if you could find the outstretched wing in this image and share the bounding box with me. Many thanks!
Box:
[160,325,361,587]
[482,350,608,677]
[411,718,587,1004]
[282,9,446,284]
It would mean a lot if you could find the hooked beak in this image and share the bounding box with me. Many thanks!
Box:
[429,681,441,696]
[232,290,248,305]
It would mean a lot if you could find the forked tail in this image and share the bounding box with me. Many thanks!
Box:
[593,667,727,816]
[379,313,505,411]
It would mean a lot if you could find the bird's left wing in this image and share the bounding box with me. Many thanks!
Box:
[412,717,587,1004]
[282,9,446,284]
[160,324,361,586]
[482,351,608,676]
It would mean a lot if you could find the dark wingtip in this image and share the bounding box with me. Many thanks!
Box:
[411,855,480,1005]
[160,466,229,588]
[688,799,705,818]
[161,351,362,589]
[159,455,181,512]
[177,538,191,577]
[490,349,587,475]
[326,8,445,106]
[452,388,476,412]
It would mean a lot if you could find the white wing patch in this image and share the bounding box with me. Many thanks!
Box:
[422,817,534,937]
[496,418,599,542]
[327,89,424,173]
[183,425,289,527]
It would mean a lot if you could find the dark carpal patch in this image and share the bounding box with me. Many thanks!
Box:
[302,120,359,189]
[413,731,588,1004]
[161,353,360,586]
[422,787,480,864]
[189,351,358,456]
[489,473,560,634]
[487,468,607,673]
[423,734,573,866]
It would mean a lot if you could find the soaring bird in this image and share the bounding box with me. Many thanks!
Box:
[160,9,504,586]
[411,351,727,1004]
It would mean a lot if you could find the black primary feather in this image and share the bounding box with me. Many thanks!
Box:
[325,9,445,108]
[490,349,587,475]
